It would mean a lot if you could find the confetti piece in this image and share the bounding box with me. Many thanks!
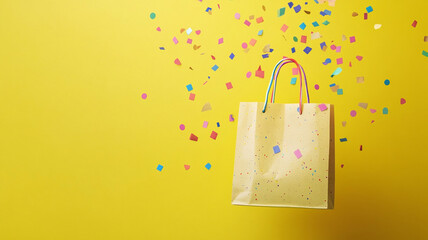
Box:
[281,24,288,32]
[350,110,357,117]
[173,37,178,44]
[179,124,185,130]
[294,149,302,159]
[229,114,235,122]
[358,103,368,109]
[318,104,328,111]
[293,36,298,42]
[205,163,212,170]
[159,47,165,50]
[218,38,224,44]
[211,55,216,60]
[342,35,347,41]
[350,36,356,43]
[186,28,192,35]
[383,107,388,114]
[341,164,344,168]
[370,109,376,113]
[202,102,212,112]
[244,20,251,26]
[256,17,264,23]
[312,21,319,27]
[249,38,257,46]
[352,12,358,17]
[258,30,263,36]
[366,6,373,13]
[356,56,363,61]
[262,54,269,59]
[294,5,301,13]
[291,47,295,53]
[249,15,255,20]
[364,13,368,20]
[342,121,346,127]
[202,121,208,128]
[292,68,299,75]
[242,42,248,49]
[330,45,336,50]
[304,10,311,14]
[337,89,343,95]
[184,165,190,170]
[320,42,327,50]
[150,12,156,19]
[193,45,201,50]
[189,93,195,101]
[262,44,271,53]
[186,84,193,91]
[210,131,218,140]
[423,50,428,57]
[331,67,342,77]
[156,27,161,31]
[314,84,320,90]
[336,58,343,65]
[374,24,382,30]
[290,77,297,85]
[311,32,321,40]
[195,30,201,35]
[339,138,347,142]
[174,58,182,66]
[246,71,252,78]
[412,20,417,28]
[229,53,235,60]
[262,5,266,11]
[216,122,220,127]
[299,23,306,30]
[234,13,240,19]
[360,145,363,151]
[323,20,330,26]
[187,38,192,44]
[226,82,233,89]
[301,35,307,43]
[255,66,264,78]
[384,79,390,85]
[156,164,163,171]
[190,133,198,141]
[141,93,147,99]
[212,65,219,71]
[336,46,342,52]
[303,47,312,54]
[278,7,285,17]
[400,98,406,104]
[273,145,281,154]
[424,36,428,42]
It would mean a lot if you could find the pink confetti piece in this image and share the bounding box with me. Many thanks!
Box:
[356,56,363,61]
[336,46,341,52]
[336,58,343,65]
[330,44,336,50]
[179,124,185,130]
[400,98,406,104]
[210,131,218,140]
[184,165,190,170]
[226,82,233,89]
[318,104,328,111]
[234,13,240,20]
[242,42,248,49]
[173,37,178,44]
[364,13,368,20]
[141,93,147,99]
[195,30,201,35]
[294,149,302,159]
[174,58,181,65]
[249,38,257,46]
[187,38,193,44]
[218,38,224,44]
[370,109,377,113]
[229,114,235,122]
[189,93,195,101]
[202,121,208,128]
[292,68,299,75]
[244,20,251,26]
[301,35,307,43]
[350,110,357,117]
[314,84,319,90]
[350,36,356,43]
[341,164,344,168]
[156,27,161,32]
[246,71,252,78]
[281,24,288,32]
[412,20,417,28]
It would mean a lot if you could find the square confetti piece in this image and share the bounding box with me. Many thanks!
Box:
[273,145,280,154]
[203,121,208,128]
[366,6,373,13]
[256,17,264,23]
[218,38,224,44]
[187,38,192,44]
[293,5,301,13]
[337,58,343,64]
[212,65,219,71]
[174,58,182,66]
[258,30,263,36]
[337,89,343,95]
[303,46,312,54]
[189,93,195,101]
[322,20,330,25]
[186,84,193,91]
[244,20,251,26]
[292,68,299,75]
[340,138,348,142]
[299,22,306,30]
[190,133,198,141]
[278,7,285,17]
[312,21,319,27]
[229,53,235,60]
[281,24,288,32]
[320,42,327,50]
[291,47,296,53]
[249,38,257,46]
[186,28,192,35]
[318,104,328,111]
[205,163,212,170]
[301,35,307,43]
[226,82,233,90]
[290,77,297,85]
[184,165,190,170]
[383,107,388,114]
[294,149,302,159]
[350,36,356,43]
[156,164,164,171]
[210,131,218,140]
[173,37,178,44]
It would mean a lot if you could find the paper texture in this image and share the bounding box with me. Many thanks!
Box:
[232,103,334,209]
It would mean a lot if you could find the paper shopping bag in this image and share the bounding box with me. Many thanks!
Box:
[231,58,335,209]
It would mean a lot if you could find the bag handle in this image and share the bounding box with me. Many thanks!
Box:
[262,58,310,115]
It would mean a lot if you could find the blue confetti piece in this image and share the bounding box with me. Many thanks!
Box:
[320,11,326,16]
[273,145,281,154]
[320,42,326,50]
[324,9,332,15]
[291,47,296,53]
[186,84,193,91]
[159,47,165,50]
[322,58,331,65]
[331,67,342,77]
[217,122,220,127]
[340,138,347,142]
[156,164,164,171]
[205,163,212,170]
[312,21,319,27]
[229,53,235,60]
[337,89,343,95]
[329,83,336,87]
[299,22,306,30]
[314,0,319,3]
[212,65,219,71]
[322,20,330,25]
[303,46,312,54]
[288,2,294,8]
[258,30,263,36]
[290,77,297,85]
[269,48,274,52]
[278,7,285,17]
[294,5,301,13]
[205,7,212,12]
[383,107,388,114]
[384,79,390,85]
[262,54,269,58]
[366,6,373,13]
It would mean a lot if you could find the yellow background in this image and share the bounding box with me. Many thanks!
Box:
[0,0,427,239]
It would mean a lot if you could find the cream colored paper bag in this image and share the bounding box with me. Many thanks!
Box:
[231,58,335,209]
